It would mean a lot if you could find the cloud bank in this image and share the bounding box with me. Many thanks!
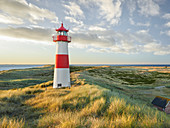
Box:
[0,0,169,57]
[0,25,169,56]
[0,0,58,24]
[0,27,52,42]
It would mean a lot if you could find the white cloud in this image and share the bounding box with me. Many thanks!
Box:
[134,29,156,44]
[29,25,45,29]
[129,18,150,27]
[0,35,50,46]
[65,16,84,25]
[78,0,92,7]
[162,13,170,19]
[160,30,170,37]
[98,0,122,25]
[0,27,52,42]
[0,13,23,24]
[127,0,136,16]
[167,31,170,37]
[0,0,57,24]
[165,22,170,28]
[143,43,170,55]
[127,0,160,17]
[136,29,149,34]
[143,43,161,52]
[51,17,59,24]
[129,18,135,25]
[137,0,160,16]
[64,2,84,18]
[71,32,113,48]
[15,0,27,4]
[136,22,150,27]
[88,48,109,53]
[72,28,170,55]
[65,0,122,25]
[85,35,170,55]
[64,16,85,33]
[0,26,169,55]
[70,29,165,54]
[88,26,106,31]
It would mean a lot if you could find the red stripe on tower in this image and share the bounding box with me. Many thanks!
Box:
[55,54,69,68]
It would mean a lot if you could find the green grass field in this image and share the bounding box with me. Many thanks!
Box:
[0,65,169,128]
[83,66,170,105]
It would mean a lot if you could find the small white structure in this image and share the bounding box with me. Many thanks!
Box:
[52,23,71,88]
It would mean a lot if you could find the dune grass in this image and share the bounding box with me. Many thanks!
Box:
[0,65,92,90]
[84,66,170,102]
[0,83,169,127]
[0,65,54,90]
[0,65,169,127]
[87,66,170,87]
[0,117,25,128]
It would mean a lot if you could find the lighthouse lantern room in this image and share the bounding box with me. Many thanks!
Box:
[52,23,71,88]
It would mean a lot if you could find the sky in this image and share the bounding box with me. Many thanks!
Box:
[0,0,170,64]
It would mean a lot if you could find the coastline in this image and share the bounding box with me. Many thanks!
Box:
[0,64,169,72]
[0,64,45,71]
[70,64,170,67]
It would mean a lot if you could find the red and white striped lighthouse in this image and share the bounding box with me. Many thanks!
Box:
[52,23,71,88]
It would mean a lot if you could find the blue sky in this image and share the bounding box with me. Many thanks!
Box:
[0,0,170,64]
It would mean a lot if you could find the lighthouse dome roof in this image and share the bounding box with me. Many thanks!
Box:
[56,23,69,32]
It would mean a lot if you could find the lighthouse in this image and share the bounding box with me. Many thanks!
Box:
[52,23,71,88]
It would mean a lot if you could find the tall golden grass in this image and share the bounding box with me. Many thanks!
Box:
[0,66,169,127]
[0,83,169,127]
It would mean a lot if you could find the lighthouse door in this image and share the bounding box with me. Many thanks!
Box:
[58,83,62,87]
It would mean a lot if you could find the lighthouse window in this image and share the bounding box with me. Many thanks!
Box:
[63,31,67,36]
[60,31,64,35]
[58,31,61,35]
[58,83,62,87]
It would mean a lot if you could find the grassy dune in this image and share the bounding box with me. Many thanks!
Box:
[0,65,54,90]
[84,66,170,104]
[0,65,169,128]
[0,65,92,90]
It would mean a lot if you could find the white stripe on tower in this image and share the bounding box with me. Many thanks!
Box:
[56,41,68,54]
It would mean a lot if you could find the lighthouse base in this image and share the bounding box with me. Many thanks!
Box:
[53,68,70,88]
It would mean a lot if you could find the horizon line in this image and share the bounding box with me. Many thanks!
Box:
[0,63,170,65]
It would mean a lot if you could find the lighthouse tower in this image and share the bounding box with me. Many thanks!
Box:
[52,23,71,88]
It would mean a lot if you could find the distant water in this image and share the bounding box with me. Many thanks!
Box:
[0,65,44,71]
[0,64,169,72]
[71,64,170,67]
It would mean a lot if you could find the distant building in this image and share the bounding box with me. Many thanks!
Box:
[165,101,170,114]
[152,96,170,114]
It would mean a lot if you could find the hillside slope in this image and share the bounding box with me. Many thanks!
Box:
[0,65,169,128]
